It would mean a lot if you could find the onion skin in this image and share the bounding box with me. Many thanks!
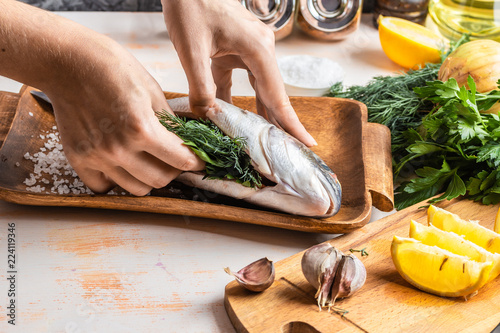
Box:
[439,39,500,114]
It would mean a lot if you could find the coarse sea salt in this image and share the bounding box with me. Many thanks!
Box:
[22,126,95,195]
[278,55,344,89]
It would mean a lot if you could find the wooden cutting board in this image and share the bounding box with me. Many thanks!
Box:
[224,199,500,332]
[0,86,393,233]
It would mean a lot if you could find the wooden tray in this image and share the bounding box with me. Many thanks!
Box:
[0,86,393,233]
[224,199,500,332]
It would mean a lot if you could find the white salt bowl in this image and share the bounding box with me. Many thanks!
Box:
[283,82,332,97]
[278,55,344,97]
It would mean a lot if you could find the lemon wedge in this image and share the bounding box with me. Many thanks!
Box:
[391,236,493,297]
[495,206,500,234]
[378,16,446,69]
[410,220,500,281]
[428,205,500,254]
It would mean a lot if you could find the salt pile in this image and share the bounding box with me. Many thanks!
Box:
[23,126,94,195]
[278,55,344,89]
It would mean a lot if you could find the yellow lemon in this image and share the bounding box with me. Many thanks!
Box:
[391,236,493,297]
[495,206,500,234]
[378,16,446,69]
[410,220,500,281]
[428,205,500,254]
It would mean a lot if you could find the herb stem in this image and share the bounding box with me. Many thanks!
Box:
[349,248,369,256]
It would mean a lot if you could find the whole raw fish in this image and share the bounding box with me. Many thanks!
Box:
[167,97,342,217]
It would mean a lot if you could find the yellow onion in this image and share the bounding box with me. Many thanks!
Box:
[439,39,500,114]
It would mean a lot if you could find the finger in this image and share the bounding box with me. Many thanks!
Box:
[248,71,283,128]
[101,166,153,197]
[145,120,206,172]
[149,97,206,171]
[212,55,250,104]
[76,168,115,194]
[177,44,217,117]
[121,151,182,189]
[242,49,318,146]
[212,63,233,104]
[248,71,269,120]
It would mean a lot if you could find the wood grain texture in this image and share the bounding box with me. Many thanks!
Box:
[224,199,500,332]
[0,89,23,149]
[0,87,394,233]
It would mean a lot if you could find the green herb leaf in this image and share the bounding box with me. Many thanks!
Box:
[157,112,262,187]
[395,74,500,208]
[477,144,500,167]
[428,172,466,203]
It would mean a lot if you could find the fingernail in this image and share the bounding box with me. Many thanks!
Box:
[309,134,318,147]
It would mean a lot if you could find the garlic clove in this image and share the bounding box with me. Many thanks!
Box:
[301,243,343,308]
[224,257,275,292]
[330,254,367,306]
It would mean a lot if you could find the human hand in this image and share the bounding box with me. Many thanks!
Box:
[43,40,205,196]
[0,1,204,195]
[162,0,317,147]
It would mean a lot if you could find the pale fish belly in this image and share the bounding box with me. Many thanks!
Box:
[167,97,342,217]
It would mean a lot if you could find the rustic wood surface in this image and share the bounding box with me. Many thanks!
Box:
[224,199,500,333]
[0,87,393,233]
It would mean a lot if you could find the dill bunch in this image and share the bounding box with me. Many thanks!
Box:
[329,34,470,158]
[329,64,438,157]
[157,112,262,188]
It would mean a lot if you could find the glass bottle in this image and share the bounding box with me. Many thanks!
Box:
[428,0,500,41]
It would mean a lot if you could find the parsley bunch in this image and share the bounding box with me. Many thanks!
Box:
[157,112,262,188]
[395,77,500,209]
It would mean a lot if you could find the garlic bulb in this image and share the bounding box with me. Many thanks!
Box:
[224,257,275,292]
[301,244,366,309]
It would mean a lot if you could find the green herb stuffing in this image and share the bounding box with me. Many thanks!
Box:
[157,112,262,188]
[395,77,500,209]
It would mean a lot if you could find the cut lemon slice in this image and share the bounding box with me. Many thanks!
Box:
[391,236,493,297]
[378,16,446,69]
[410,220,500,281]
[428,205,500,254]
[495,206,500,234]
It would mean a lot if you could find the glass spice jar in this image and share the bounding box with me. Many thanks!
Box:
[240,0,297,40]
[296,0,364,40]
[373,0,431,27]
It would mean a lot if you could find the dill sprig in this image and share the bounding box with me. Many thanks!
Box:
[157,111,262,188]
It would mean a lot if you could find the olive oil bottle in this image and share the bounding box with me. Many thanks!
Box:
[428,0,500,41]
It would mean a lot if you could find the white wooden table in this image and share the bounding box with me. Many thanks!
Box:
[0,12,401,332]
